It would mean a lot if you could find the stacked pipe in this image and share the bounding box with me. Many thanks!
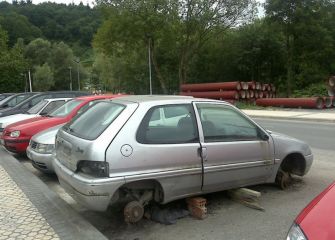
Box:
[326,76,335,107]
[180,81,277,104]
[256,97,325,109]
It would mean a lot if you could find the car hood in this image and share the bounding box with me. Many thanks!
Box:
[297,182,335,240]
[0,114,38,128]
[5,116,67,137]
[31,124,65,145]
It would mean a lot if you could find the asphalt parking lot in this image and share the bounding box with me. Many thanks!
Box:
[5,118,335,240]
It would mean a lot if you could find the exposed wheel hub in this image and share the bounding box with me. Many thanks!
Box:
[124,200,144,223]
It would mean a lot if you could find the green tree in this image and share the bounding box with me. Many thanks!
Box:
[94,0,257,93]
[33,63,54,91]
[265,0,335,96]
[0,26,28,92]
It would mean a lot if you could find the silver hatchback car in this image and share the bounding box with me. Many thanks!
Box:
[53,95,313,222]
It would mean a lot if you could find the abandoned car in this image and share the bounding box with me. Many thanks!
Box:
[53,95,313,223]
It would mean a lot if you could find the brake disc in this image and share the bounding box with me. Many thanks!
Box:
[276,170,291,190]
[124,200,144,223]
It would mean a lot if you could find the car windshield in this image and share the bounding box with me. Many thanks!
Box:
[64,101,125,140]
[27,100,48,114]
[49,100,83,117]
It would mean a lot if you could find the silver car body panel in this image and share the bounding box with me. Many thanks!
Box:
[53,95,313,211]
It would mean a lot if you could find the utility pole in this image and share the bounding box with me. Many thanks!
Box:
[74,58,80,91]
[69,67,72,91]
[28,70,32,92]
[148,37,152,95]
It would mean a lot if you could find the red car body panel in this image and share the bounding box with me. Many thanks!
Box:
[1,94,122,153]
[296,181,335,240]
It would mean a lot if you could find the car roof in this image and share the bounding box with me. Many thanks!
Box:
[75,94,124,101]
[111,95,223,104]
[44,98,72,102]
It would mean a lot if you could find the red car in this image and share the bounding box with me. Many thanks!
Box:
[1,94,122,154]
[287,181,335,240]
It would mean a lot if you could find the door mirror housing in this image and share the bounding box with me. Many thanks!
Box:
[258,128,270,141]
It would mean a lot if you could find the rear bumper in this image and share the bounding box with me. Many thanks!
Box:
[53,157,125,211]
[26,146,54,173]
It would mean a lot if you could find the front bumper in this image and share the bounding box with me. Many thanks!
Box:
[304,154,313,175]
[2,138,30,153]
[53,157,125,211]
[26,146,54,173]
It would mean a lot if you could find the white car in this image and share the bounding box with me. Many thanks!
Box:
[0,98,71,135]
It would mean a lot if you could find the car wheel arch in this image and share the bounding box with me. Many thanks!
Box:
[114,179,165,203]
[279,152,306,176]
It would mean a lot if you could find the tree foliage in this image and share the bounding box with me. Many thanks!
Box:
[94,0,257,93]
[0,26,28,92]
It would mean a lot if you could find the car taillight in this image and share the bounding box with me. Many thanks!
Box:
[76,160,109,178]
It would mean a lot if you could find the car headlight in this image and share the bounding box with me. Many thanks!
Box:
[10,130,20,138]
[287,223,307,240]
[35,143,54,154]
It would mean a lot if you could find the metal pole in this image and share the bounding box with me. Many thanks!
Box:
[69,67,72,91]
[77,60,80,91]
[28,70,32,92]
[148,38,152,95]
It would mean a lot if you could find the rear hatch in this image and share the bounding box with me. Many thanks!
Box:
[55,100,138,172]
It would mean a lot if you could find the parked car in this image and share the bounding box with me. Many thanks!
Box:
[1,94,122,154]
[27,124,64,173]
[287,181,335,240]
[0,98,71,135]
[0,91,89,118]
[0,92,37,110]
[0,93,15,101]
[52,95,313,223]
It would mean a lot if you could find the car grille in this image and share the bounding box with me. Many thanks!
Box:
[30,140,38,149]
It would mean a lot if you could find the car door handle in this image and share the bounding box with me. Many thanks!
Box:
[200,147,208,161]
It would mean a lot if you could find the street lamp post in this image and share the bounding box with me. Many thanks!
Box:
[68,67,72,91]
[73,58,80,91]
[148,37,152,95]
[20,73,27,92]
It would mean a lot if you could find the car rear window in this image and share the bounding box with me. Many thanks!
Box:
[63,101,125,140]
[27,100,48,114]
[49,100,83,117]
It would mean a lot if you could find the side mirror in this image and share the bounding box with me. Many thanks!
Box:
[258,128,270,141]
[40,111,47,116]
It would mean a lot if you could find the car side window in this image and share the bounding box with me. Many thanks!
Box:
[21,95,51,109]
[137,104,198,144]
[196,103,260,142]
[40,100,65,115]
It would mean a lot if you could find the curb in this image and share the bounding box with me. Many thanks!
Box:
[0,147,107,240]
[247,115,335,123]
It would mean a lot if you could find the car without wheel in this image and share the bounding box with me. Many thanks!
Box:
[1,94,122,154]
[53,95,313,223]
